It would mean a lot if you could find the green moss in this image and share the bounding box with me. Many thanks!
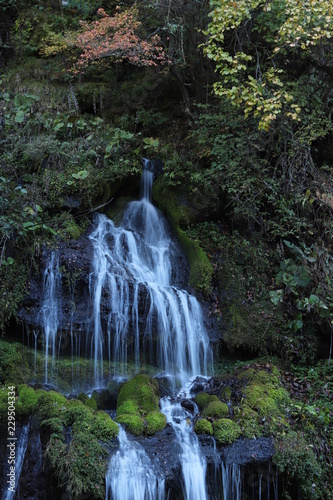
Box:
[194,418,213,436]
[202,400,229,418]
[274,431,322,499]
[117,399,139,416]
[244,381,289,419]
[117,375,160,415]
[91,411,119,441]
[235,404,261,439]
[145,411,167,435]
[17,384,40,417]
[194,392,219,411]
[77,392,98,411]
[116,375,162,436]
[0,386,8,420]
[40,417,64,439]
[213,418,241,445]
[152,178,213,296]
[116,413,144,435]
[60,214,84,240]
[36,390,68,419]
[61,431,107,499]
[220,386,232,401]
[62,401,94,427]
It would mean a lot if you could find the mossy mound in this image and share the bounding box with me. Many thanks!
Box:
[194,418,213,436]
[116,374,166,435]
[194,392,219,411]
[243,370,290,422]
[219,386,232,401]
[117,374,160,414]
[77,392,98,411]
[116,413,144,436]
[213,418,242,445]
[91,411,119,441]
[145,411,167,435]
[202,400,228,418]
[234,404,261,439]
[17,384,40,417]
[37,390,68,419]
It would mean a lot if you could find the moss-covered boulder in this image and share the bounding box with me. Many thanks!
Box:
[145,411,167,435]
[194,418,213,436]
[116,413,144,436]
[194,391,219,411]
[202,400,229,418]
[234,404,261,439]
[36,390,68,419]
[213,418,241,445]
[116,374,166,435]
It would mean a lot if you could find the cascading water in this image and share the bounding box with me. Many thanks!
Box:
[88,163,211,387]
[160,397,208,500]
[2,423,30,500]
[106,426,164,500]
[41,252,61,384]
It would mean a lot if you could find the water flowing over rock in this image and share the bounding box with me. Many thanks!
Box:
[106,426,165,500]
[2,423,29,500]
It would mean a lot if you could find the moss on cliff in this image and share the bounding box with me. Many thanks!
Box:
[153,177,213,296]
[116,374,166,436]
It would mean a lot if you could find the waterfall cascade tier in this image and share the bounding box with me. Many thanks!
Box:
[88,168,211,387]
[2,423,30,500]
[106,426,164,500]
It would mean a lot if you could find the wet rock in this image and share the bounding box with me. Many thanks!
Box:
[181,399,196,413]
[91,388,117,410]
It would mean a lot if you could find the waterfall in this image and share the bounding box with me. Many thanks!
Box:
[88,167,211,387]
[41,252,61,384]
[105,426,164,500]
[160,398,208,500]
[2,423,30,500]
[221,463,241,500]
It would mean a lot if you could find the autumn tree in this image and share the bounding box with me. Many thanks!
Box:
[204,0,333,130]
[42,5,168,71]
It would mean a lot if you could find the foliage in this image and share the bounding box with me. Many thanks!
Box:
[204,0,333,131]
[44,6,167,73]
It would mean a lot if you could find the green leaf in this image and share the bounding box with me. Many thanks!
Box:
[72,170,89,180]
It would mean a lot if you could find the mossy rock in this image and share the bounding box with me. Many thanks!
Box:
[116,413,144,436]
[220,386,232,401]
[235,404,261,439]
[91,411,119,441]
[213,418,241,445]
[252,370,279,386]
[194,392,219,411]
[117,374,160,415]
[36,391,68,419]
[194,418,213,436]
[77,392,98,411]
[91,388,115,410]
[40,417,64,439]
[62,401,94,427]
[145,411,167,435]
[0,386,9,420]
[116,399,139,416]
[244,382,289,419]
[17,384,40,417]
[202,401,229,418]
